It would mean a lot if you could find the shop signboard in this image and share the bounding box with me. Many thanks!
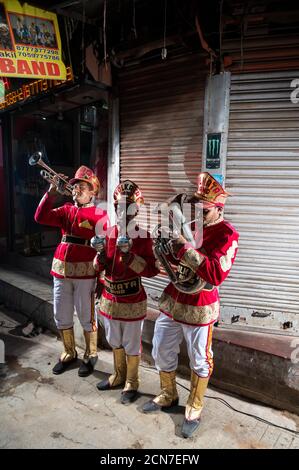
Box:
[0,0,66,80]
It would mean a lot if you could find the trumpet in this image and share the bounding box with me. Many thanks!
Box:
[29,151,73,196]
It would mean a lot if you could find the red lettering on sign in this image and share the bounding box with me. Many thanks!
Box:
[17,60,32,75]
[46,63,60,76]
[31,61,46,76]
[0,59,15,74]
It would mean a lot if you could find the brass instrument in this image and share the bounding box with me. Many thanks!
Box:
[28,151,73,196]
[153,194,207,294]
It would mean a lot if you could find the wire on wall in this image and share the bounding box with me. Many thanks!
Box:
[162,0,167,60]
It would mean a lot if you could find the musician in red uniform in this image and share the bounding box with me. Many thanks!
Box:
[93,180,160,404]
[34,166,108,377]
[142,172,239,438]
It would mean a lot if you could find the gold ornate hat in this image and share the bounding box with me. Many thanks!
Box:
[70,166,100,195]
[113,180,144,205]
[194,172,230,207]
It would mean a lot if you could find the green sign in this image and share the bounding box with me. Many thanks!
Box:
[0,81,4,104]
[206,133,221,169]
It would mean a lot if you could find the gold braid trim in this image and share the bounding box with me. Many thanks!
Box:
[219,240,238,272]
[99,296,147,319]
[52,258,95,277]
[181,248,205,272]
[129,254,146,274]
[159,293,219,325]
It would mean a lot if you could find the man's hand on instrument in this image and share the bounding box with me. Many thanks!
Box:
[92,240,106,254]
[116,236,132,254]
[169,234,187,258]
[49,173,68,194]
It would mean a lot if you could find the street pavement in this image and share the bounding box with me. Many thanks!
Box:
[0,306,298,449]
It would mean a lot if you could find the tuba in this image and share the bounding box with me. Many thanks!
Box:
[152,193,207,294]
[28,151,73,196]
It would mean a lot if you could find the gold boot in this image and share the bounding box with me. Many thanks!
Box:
[97,347,127,391]
[121,355,140,405]
[52,328,77,375]
[78,330,98,377]
[182,371,209,438]
[142,370,179,413]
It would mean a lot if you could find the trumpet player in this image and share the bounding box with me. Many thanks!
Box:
[93,180,159,404]
[34,166,109,377]
[143,172,239,439]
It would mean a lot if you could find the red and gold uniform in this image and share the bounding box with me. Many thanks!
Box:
[96,225,159,322]
[95,180,160,404]
[143,172,239,439]
[34,165,109,376]
[159,219,238,326]
[35,191,108,279]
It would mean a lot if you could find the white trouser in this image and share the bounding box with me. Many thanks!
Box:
[102,316,143,356]
[53,277,96,332]
[152,313,214,378]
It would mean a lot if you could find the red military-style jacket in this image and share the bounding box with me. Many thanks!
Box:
[94,225,160,322]
[34,191,109,279]
[159,220,239,326]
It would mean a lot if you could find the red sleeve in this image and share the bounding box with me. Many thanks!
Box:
[93,253,107,273]
[95,211,110,236]
[177,231,239,287]
[129,237,160,278]
[34,192,66,228]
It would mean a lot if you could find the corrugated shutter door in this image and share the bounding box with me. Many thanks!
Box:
[221,70,299,334]
[118,54,207,308]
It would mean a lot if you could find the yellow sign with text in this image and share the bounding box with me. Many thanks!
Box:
[0,0,66,79]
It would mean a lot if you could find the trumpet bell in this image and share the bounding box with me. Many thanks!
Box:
[152,194,207,294]
[28,151,73,197]
[29,151,42,166]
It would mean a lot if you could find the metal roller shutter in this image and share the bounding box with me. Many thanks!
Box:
[221,70,299,335]
[118,54,207,308]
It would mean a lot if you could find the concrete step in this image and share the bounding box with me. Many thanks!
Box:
[2,251,53,281]
[0,265,55,329]
[0,265,87,350]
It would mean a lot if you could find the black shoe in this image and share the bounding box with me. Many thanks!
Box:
[121,390,138,405]
[78,360,95,377]
[181,418,201,438]
[52,354,77,375]
[96,378,111,391]
[142,397,179,413]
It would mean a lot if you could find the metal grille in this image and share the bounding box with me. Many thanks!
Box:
[117,54,207,308]
[221,70,299,334]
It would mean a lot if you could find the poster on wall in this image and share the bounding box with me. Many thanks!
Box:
[0,0,66,80]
